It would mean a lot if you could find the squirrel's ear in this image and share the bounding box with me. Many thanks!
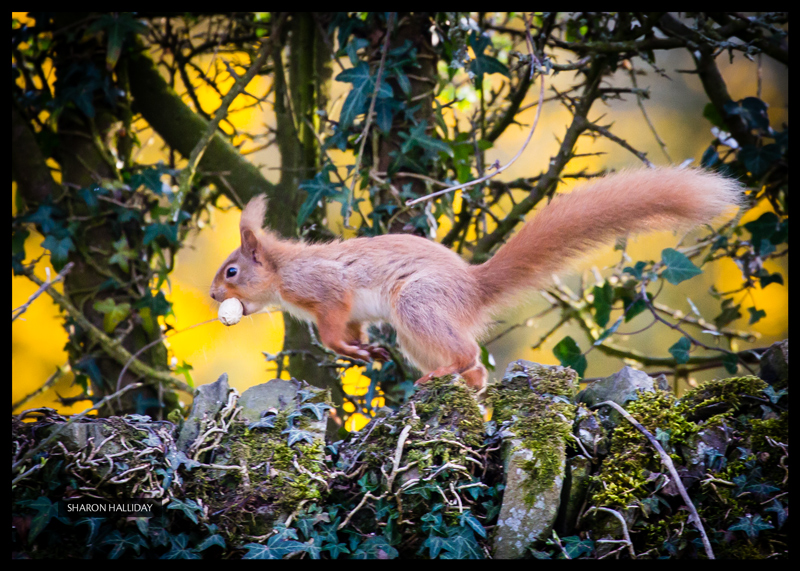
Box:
[240,195,267,233]
[241,227,261,263]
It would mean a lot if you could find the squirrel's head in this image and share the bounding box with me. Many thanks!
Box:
[210,195,283,316]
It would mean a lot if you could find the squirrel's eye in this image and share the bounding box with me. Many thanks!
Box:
[226,267,238,278]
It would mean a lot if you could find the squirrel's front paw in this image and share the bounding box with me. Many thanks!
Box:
[361,344,391,362]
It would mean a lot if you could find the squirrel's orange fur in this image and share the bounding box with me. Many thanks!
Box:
[210,167,742,389]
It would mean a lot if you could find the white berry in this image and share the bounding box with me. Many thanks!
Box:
[218,298,244,325]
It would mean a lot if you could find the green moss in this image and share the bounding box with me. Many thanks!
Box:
[590,389,696,508]
[678,376,767,415]
[488,363,577,503]
[748,412,788,484]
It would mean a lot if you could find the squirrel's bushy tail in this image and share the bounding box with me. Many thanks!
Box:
[471,167,743,310]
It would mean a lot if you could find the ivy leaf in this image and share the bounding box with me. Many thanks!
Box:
[423,535,448,559]
[623,261,647,280]
[282,427,316,447]
[722,352,739,374]
[714,298,742,329]
[668,337,692,364]
[553,336,587,377]
[345,37,369,67]
[660,248,702,285]
[374,97,402,134]
[103,530,152,559]
[739,97,770,131]
[351,535,399,559]
[243,537,308,559]
[439,526,483,559]
[561,536,595,559]
[87,13,147,70]
[167,498,203,524]
[744,212,780,245]
[248,414,277,430]
[458,510,487,538]
[196,534,226,552]
[244,524,308,559]
[335,62,393,130]
[142,222,178,246]
[300,401,331,421]
[399,121,454,157]
[762,385,787,404]
[129,165,170,194]
[592,282,614,327]
[19,496,59,543]
[728,514,774,538]
[108,237,136,273]
[747,307,767,325]
[755,270,784,289]
[322,542,350,558]
[739,144,782,178]
[468,32,509,90]
[41,234,74,270]
[93,298,131,333]
[297,167,347,226]
[764,499,788,529]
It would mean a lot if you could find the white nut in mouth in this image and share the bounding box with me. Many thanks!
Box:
[218,298,244,326]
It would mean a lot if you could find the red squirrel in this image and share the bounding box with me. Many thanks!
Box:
[210,167,741,390]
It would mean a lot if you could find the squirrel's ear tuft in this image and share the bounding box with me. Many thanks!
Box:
[240,195,267,232]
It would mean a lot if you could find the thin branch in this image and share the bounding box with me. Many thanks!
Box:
[171,37,274,220]
[405,13,545,207]
[590,400,715,559]
[21,266,192,394]
[345,12,396,226]
[583,120,654,168]
[12,262,74,322]
[12,382,144,481]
